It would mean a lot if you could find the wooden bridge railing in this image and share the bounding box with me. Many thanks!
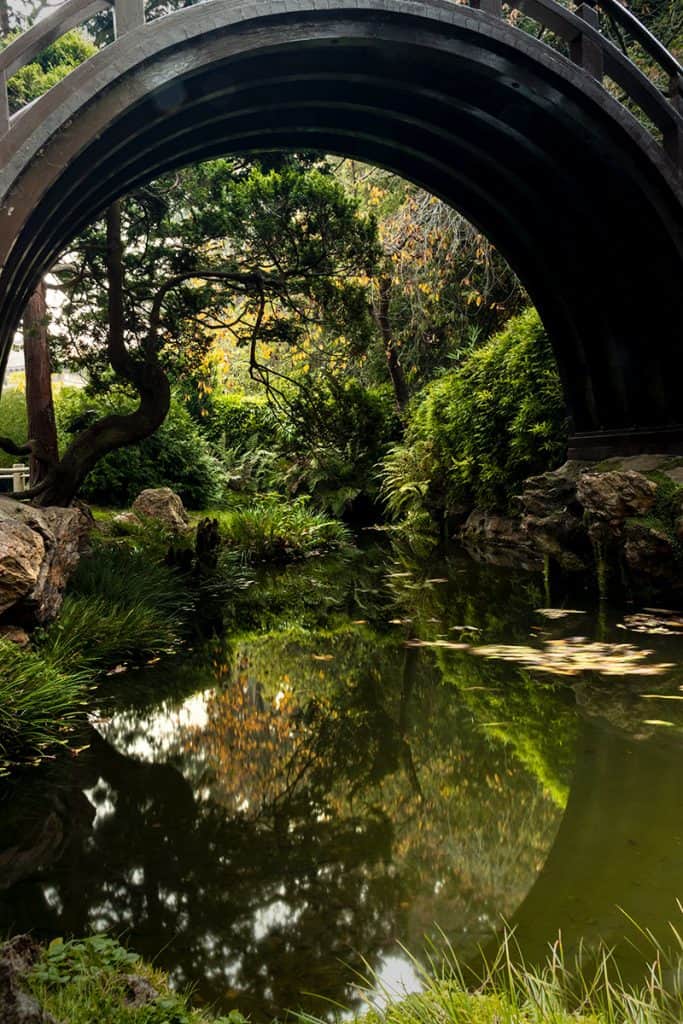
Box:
[0,0,681,165]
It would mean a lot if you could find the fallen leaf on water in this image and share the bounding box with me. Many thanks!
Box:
[470,637,674,676]
[386,572,412,578]
[450,625,481,631]
[404,639,470,650]
[640,694,683,700]
[311,654,334,661]
[351,619,367,625]
[535,608,586,619]
[426,578,449,584]
[622,611,683,635]
[643,719,675,727]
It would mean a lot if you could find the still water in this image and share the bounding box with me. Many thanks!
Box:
[2,545,683,1018]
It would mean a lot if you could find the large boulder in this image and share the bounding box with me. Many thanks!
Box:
[131,488,189,533]
[576,470,657,521]
[518,462,590,572]
[0,498,91,626]
[460,509,543,570]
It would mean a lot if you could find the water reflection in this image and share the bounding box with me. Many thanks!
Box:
[2,551,683,1017]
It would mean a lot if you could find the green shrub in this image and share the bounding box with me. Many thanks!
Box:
[201,391,277,450]
[56,388,227,508]
[214,494,351,562]
[278,380,401,515]
[26,935,243,1024]
[0,387,28,468]
[5,31,98,113]
[382,308,568,521]
[0,640,87,772]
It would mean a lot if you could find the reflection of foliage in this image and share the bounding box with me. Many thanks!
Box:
[432,649,577,808]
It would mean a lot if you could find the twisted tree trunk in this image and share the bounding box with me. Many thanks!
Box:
[29,202,172,507]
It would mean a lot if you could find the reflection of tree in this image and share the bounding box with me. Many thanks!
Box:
[0,550,573,1020]
[170,626,564,958]
[0,725,401,1018]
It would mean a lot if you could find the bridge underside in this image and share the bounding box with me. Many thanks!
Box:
[1,3,683,457]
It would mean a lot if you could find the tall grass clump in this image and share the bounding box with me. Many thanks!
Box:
[214,495,351,563]
[37,542,193,672]
[0,640,88,773]
[0,541,194,767]
[310,928,683,1024]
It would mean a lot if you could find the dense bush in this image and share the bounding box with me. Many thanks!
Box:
[5,31,97,114]
[57,388,227,508]
[200,391,277,450]
[382,308,568,522]
[278,380,401,515]
[204,382,400,517]
[0,387,28,468]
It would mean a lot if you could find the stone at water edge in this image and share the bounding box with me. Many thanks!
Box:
[132,487,190,533]
[0,935,59,1024]
[0,498,91,626]
[576,470,657,520]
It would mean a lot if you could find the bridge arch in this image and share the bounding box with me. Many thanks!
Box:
[1,0,682,457]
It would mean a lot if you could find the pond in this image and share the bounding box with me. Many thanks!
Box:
[2,543,683,1019]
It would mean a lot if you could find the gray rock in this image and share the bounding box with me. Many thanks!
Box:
[577,470,657,520]
[132,488,189,533]
[0,498,91,626]
[460,510,543,570]
[123,974,159,1007]
[663,465,683,487]
[623,522,676,580]
[0,625,30,647]
[517,461,583,519]
[0,936,58,1024]
[112,511,142,534]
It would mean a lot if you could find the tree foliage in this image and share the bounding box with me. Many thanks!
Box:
[381,308,568,521]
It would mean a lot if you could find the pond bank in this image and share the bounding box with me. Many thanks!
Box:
[460,455,683,602]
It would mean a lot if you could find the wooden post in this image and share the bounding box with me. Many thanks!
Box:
[570,3,604,82]
[664,73,683,166]
[114,0,144,38]
[0,69,9,138]
[11,463,24,493]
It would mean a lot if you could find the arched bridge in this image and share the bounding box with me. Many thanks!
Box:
[1,0,682,458]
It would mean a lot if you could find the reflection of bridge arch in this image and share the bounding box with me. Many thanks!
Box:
[1,0,683,457]
[510,718,683,972]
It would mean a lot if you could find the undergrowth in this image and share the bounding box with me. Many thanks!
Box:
[304,927,683,1024]
[25,935,244,1024]
[213,495,351,563]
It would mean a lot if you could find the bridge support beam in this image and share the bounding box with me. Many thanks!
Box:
[568,426,683,460]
